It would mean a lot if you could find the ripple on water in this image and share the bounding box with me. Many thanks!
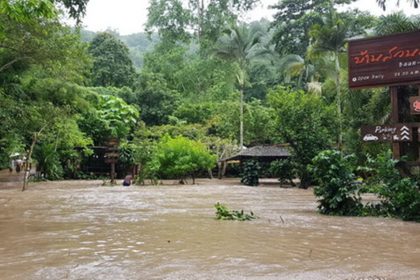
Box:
[0,182,419,280]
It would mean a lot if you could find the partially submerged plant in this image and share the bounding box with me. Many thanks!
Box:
[214,202,256,221]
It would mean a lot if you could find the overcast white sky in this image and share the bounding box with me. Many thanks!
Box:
[80,0,420,35]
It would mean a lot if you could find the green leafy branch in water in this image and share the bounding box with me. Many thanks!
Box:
[214,202,256,221]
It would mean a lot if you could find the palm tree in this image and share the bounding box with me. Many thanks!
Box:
[277,54,321,92]
[213,24,266,149]
[310,1,349,149]
[375,12,420,35]
[376,0,419,10]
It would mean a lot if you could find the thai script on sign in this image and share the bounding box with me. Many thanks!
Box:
[353,46,420,65]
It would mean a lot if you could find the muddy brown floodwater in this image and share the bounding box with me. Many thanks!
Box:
[0,179,419,280]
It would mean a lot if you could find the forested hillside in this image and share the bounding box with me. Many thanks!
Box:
[81,30,159,69]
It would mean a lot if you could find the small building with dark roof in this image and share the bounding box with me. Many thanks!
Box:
[220,145,291,162]
[217,145,291,179]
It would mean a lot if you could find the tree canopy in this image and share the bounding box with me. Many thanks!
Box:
[89,32,136,88]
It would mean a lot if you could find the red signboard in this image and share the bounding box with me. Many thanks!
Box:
[348,31,420,88]
[409,96,420,114]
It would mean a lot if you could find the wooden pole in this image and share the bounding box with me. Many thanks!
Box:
[417,85,420,161]
[111,162,116,185]
[390,86,401,160]
[22,125,47,191]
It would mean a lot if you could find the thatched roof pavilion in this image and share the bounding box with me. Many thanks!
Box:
[216,145,291,179]
[220,145,291,162]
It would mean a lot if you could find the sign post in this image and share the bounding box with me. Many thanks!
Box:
[348,31,420,89]
[105,138,119,184]
[349,31,420,167]
[361,124,412,142]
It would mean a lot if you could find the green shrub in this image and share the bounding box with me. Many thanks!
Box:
[269,159,296,187]
[311,150,362,216]
[153,135,216,183]
[365,151,420,222]
[268,87,338,188]
[142,155,161,185]
[241,160,260,186]
[380,178,420,221]
[34,142,64,180]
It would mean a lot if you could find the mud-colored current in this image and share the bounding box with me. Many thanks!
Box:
[0,179,419,280]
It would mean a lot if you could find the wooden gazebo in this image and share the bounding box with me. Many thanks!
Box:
[218,145,291,178]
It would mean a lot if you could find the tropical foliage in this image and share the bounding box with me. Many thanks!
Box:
[240,160,261,186]
[214,202,256,221]
[268,87,337,187]
[311,150,362,216]
[152,136,216,183]
[1,0,419,221]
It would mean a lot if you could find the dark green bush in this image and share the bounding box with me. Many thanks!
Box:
[311,150,362,216]
[34,142,64,180]
[380,178,420,221]
[269,159,296,187]
[365,151,420,222]
[152,135,216,183]
[241,160,261,186]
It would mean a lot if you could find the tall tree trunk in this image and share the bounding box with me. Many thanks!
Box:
[240,87,244,150]
[217,161,222,179]
[22,126,46,191]
[222,160,227,177]
[335,52,342,150]
[197,0,204,41]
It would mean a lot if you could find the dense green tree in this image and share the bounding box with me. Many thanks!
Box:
[142,42,237,102]
[88,32,136,88]
[133,71,180,126]
[208,99,278,146]
[0,8,91,173]
[268,87,337,187]
[78,93,140,144]
[33,115,92,180]
[271,0,324,56]
[81,31,159,69]
[0,0,88,24]
[174,102,215,124]
[189,0,260,49]
[0,16,90,78]
[142,43,188,89]
[270,0,355,56]
[146,0,192,44]
[146,0,259,49]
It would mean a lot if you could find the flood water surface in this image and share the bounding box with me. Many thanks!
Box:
[0,179,419,279]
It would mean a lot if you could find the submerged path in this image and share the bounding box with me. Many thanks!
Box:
[0,169,24,189]
[0,179,419,279]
